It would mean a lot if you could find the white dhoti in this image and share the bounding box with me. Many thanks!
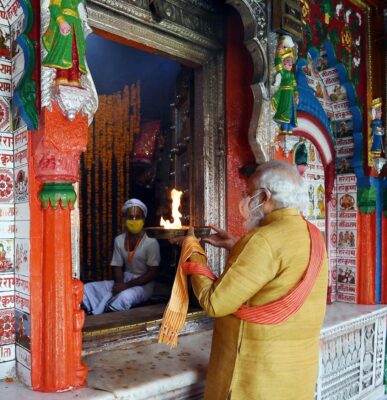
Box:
[83,271,154,315]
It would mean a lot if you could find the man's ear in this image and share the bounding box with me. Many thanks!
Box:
[262,188,271,202]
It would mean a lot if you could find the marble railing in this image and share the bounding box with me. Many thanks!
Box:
[316,303,387,400]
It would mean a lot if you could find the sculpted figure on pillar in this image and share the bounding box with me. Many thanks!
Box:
[35,0,98,183]
[272,35,299,135]
[42,0,87,87]
[41,0,98,123]
[370,98,384,155]
[370,97,385,174]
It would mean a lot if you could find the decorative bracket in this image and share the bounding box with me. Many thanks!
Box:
[51,85,94,122]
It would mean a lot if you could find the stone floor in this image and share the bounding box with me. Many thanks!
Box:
[0,330,212,400]
[1,304,387,399]
[1,379,386,400]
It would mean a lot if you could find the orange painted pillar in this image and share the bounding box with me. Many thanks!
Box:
[41,202,75,390]
[31,105,88,391]
[39,195,86,390]
[356,210,376,304]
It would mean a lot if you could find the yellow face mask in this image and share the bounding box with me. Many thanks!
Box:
[126,219,144,234]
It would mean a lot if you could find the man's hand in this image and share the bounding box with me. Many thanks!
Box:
[202,225,237,251]
[59,21,71,36]
[112,282,126,295]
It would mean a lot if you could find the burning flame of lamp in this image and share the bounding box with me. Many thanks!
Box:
[160,189,183,228]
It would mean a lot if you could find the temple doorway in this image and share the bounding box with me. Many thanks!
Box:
[76,0,255,350]
[79,32,205,342]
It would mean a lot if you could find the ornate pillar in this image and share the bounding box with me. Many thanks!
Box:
[356,187,377,304]
[28,0,98,389]
[32,105,89,391]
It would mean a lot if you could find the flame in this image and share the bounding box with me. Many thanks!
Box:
[160,189,183,228]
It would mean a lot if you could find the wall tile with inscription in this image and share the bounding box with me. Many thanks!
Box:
[16,344,30,369]
[15,220,29,239]
[0,222,15,239]
[15,292,29,314]
[0,273,14,292]
[0,134,12,152]
[13,126,27,150]
[14,274,28,296]
[0,150,13,169]
[0,291,15,310]
[0,343,15,362]
[15,201,29,221]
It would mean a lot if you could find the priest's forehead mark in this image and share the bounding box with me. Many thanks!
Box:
[125,206,145,219]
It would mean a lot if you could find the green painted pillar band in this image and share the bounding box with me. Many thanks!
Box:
[357,187,377,214]
[39,182,77,209]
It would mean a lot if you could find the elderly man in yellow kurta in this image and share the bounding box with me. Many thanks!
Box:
[159,160,328,400]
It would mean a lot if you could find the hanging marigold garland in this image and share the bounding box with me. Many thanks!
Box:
[80,83,141,281]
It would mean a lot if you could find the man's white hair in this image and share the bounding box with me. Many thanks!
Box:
[254,160,308,210]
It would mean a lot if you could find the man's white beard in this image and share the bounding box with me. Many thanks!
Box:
[243,208,265,231]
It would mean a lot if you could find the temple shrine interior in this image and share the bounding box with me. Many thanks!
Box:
[81,33,204,328]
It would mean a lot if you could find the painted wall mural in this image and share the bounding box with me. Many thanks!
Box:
[300,0,366,99]
[269,0,387,304]
[0,0,32,383]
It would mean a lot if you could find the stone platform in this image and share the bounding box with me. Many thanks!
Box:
[0,303,386,400]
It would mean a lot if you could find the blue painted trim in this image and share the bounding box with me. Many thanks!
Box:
[297,39,387,302]
[18,0,33,34]
[295,58,335,144]
[14,34,37,130]
[372,177,383,303]
[323,41,337,68]
[10,0,38,131]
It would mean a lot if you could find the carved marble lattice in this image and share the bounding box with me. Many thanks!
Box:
[320,328,362,399]
[374,316,386,386]
[317,313,387,400]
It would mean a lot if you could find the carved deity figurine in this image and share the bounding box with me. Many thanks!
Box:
[370,98,384,157]
[42,0,87,87]
[272,37,299,135]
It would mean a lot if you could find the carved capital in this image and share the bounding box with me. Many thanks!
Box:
[33,104,88,183]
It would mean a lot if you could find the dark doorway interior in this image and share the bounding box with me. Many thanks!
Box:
[80,34,196,319]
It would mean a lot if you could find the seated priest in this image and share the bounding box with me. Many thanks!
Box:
[83,199,160,315]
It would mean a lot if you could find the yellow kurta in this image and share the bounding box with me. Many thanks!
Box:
[190,208,328,400]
